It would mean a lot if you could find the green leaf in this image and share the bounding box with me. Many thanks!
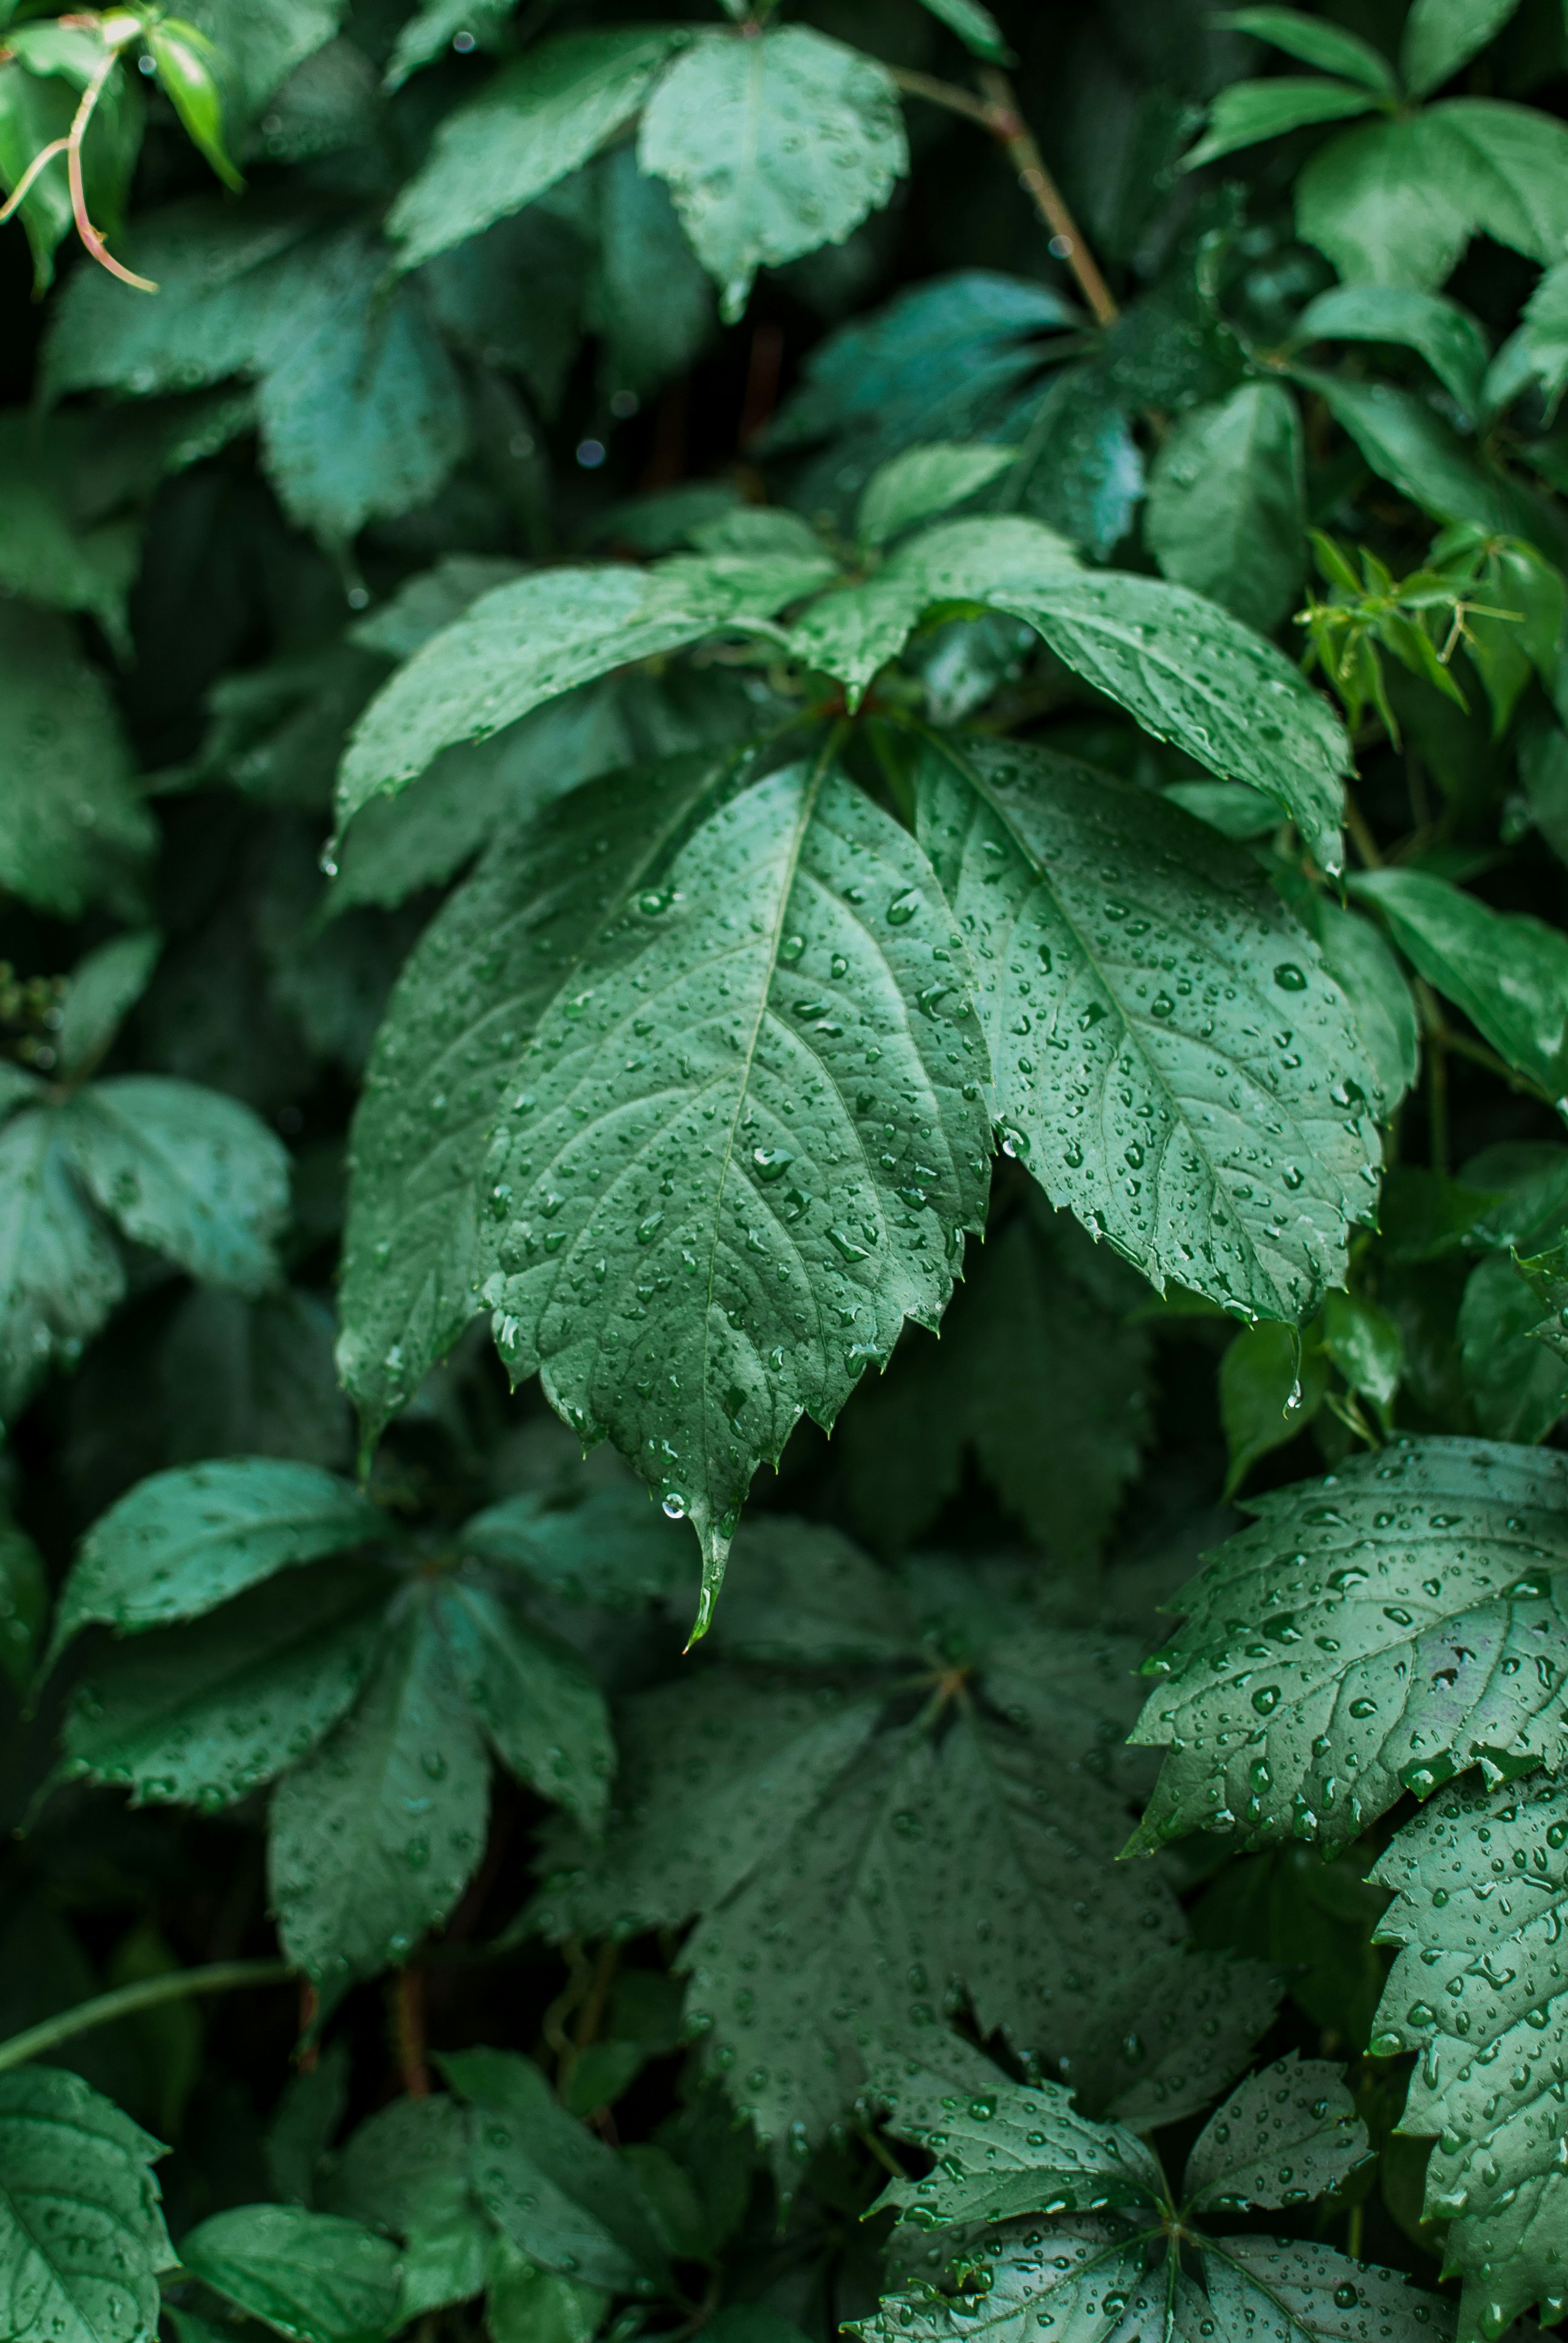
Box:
[324,2094,489,2318]
[1220,8,1399,92]
[178,2204,402,2343]
[56,1562,387,1810]
[57,1077,289,1294]
[0,2065,175,2343]
[155,1287,352,1476]
[638,27,907,324]
[857,444,1016,549]
[1491,261,1568,418]
[440,2049,668,2294]
[337,752,734,1441]
[57,934,162,1080]
[486,2240,607,2343]
[1184,2054,1366,2212]
[1401,0,1523,99]
[1128,1436,1568,1855]
[1299,373,1526,536]
[475,753,991,1626]
[383,0,515,91]
[913,0,1012,65]
[1184,79,1380,171]
[1320,1288,1403,1425]
[388,32,688,270]
[917,738,1381,1322]
[1351,868,1568,1107]
[50,1458,382,1665]
[1297,102,1568,288]
[1371,1771,1568,2340]
[462,1478,691,1608]
[0,1516,45,1692]
[146,19,243,191]
[1517,1238,1568,1363]
[1145,382,1305,634]
[1295,896,1420,1114]
[1458,1253,1568,1441]
[264,2042,350,2209]
[586,143,714,398]
[433,1578,612,1829]
[987,573,1351,873]
[1298,284,1491,419]
[267,1590,489,1980]
[0,415,139,653]
[0,605,152,920]
[173,0,346,119]
[0,1108,125,1430]
[1220,1322,1327,1498]
[335,553,834,825]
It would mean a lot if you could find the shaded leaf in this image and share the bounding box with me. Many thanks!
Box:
[0,605,152,921]
[178,2204,402,2343]
[1145,381,1305,633]
[59,1077,289,1295]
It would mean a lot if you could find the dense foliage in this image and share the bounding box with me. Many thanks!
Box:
[5,5,1568,2343]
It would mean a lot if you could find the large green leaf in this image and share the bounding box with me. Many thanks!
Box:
[179,2204,402,2343]
[58,1078,289,1295]
[388,31,688,270]
[0,605,152,921]
[1128,1437,1568,1855]
[1145,382,1305,633]
[917,737,1381,1321]
[0,1109,124,1429]
[267,1590,489,1980]
[638,27,906,324]
[475,753,991,1625]
[1297,102,1568,287]
[987,573,1351,873]
[0,2065,175,2343]
[337,752,736,1443]
[1371,1771,1568,2340]
[50,1458,382,1663]
[1220,8,1399,90]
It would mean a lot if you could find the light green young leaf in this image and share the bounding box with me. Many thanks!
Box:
[0,605,152,921]
[433,1579,612,1830]
[1352,867,1568,1109]
[639,27,907,324]
[178,2205,402,2343]
[55,1563,387,1810]
[857,444,1016,549]
[989,572,1351,873]
[1184,79,1380,171]
[1145,382,1305,633]
[1371,1771,1568,2341]
[1297,101,1568,287]
[0,1109,125,1430]
[913,0,1012,64]
[57,1077,289,1293]
[1401,0,1523,100]
[57,933,162,1079]
[1220,8,1399,91]
[336,753,736,1443]
[335,552,833,825]
[146,19,243,191]
[0,2065,175,2343]
[49,1458,382,1663]
[1128,1437,1568,1855]
[1297,283,1490,419]
[1220,1322,1327,1498]
[268,1591,489,1980]
[477,755,991,1628]
[1184,2054,1366,2212]
[1518,1238,1568,1363]
[917,738,1380,1322]
[1459,1253,1568,1442]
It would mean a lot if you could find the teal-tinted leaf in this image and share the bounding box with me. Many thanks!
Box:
[0,416,138,650]
[268,1591,489,1980]
[57,1078,289,1293]
[1297,102,1568,287]
[389,31,687,270]
[1296,896,1420,1113]
[440,2049,668,2294]
[0,2065,174,2343]
[1145,382,1305,633]
[50,1458,382,1664]
[1184,78,1379,171]
[434,1578,611,1830]
[0,1516,45,1691]
[337,753,733,1442]
[384,0,514,90]
[477,755,991,1624]
[857,444,1016,549]
[1372,1771,1568,2340]
[1298,284,1490,418]
[1300,373,1525,534]
[1220,1321,1327,1498]
[335,553,833,825]
[178,2205,402,2343]
[989,572,1350,872]
[1351,867,1568,1106]
[1220,8,1399,91]
[1008,360,1145,563]
[913,0,1011,64]
[0,605,152,920]
[1401,0,1523,99]
[353,562,524,664]
[1459,1253,1568,1442]
[917,738,1380,1321]
[1320,1288,1403,1423]
[57,934,162,1080]
[1184,2054,1365,2213]
[0,1108,125,1430]
[639,27,906,324]
[174,0,346,119]
[155,1287,353,1476]
[0,1064,45,1121]
[858,2227,1169,2343]
[1053,1941,1282,2131]
[1129,1437,1568,1855]
[1164,780,1281,839]
[56,1562,387,1810]
[587,142,714,398]
[462,1479,691,1608]
[1200,2243,1446,2343]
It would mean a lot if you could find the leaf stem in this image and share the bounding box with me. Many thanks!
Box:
[887,65,1118,325]
[0,1959,290,2077]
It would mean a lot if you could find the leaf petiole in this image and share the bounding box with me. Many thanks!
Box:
[0,1957,290,2077]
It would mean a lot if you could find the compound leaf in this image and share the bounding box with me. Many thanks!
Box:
[1297,284,1490,419]
[1184,2054,1365,2214]
[0,2065,174,2343]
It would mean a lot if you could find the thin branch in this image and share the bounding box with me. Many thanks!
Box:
[67,48,156,291]
[0,1959,289,2077]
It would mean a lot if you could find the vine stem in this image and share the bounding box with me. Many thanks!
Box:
[0,1959,290,2078]
[888,65,1118,325]
[0,39,157,292]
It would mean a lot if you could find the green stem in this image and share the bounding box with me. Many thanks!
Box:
[0,1959,289,2077]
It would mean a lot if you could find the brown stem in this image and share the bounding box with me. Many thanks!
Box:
[1341,784,1383,870]
[393,1967,430,2099]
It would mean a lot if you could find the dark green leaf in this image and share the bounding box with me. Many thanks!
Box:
[1297,284,1490,419]
[58,1077,289,1294]
[913,0,1012,65]
[57,934,162,1079]
[462,1478,691,1609]
[0,605,152,920]
[1220,1322,1327,1498]
[434,1577,612,1829]
[0,2066,174,2343]
[1145,382,1305,633]
[1458,1254,1568,1441]
[0,1109,125,1429]
[1184,2054,1365,2212]
[178,2204,402,2343]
